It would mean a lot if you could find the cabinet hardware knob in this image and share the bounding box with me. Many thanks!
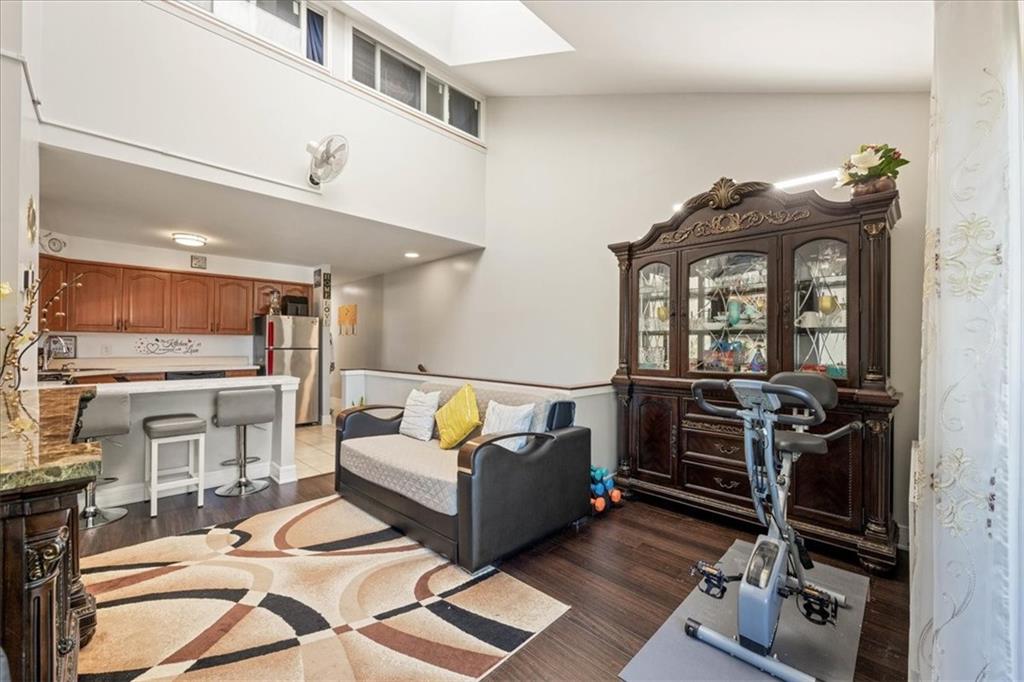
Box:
[713,476,741,490]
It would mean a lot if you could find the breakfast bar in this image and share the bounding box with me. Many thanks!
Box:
[50,374,301,508]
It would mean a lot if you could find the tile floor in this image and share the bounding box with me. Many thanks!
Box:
[293,423,335,479]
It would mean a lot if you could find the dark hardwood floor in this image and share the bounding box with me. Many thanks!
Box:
[79,475,909,680]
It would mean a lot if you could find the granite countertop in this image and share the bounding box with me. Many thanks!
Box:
[0,386,101,493]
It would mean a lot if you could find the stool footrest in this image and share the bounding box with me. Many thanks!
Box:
[220,456,259,466]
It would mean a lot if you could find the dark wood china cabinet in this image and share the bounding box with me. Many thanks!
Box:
[609,178,900,572]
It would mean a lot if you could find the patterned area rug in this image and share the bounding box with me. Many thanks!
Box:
[78,496,568,680]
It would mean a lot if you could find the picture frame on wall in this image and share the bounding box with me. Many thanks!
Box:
[190,255,207,270]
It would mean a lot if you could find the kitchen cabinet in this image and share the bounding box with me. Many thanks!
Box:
[170,274,214,334]
[42,256,308,336]
[122,269,172,333]
[254,281,315,314]
[66,262,122,332]
[213,278,253,334]
[38,256,68,332]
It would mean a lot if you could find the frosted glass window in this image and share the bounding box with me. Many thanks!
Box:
[380,50,421,109]
[352,32,376,87]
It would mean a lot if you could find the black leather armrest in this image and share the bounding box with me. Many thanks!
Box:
[335,404,403,441]
[456,426,591,571]
[457,431,555,474]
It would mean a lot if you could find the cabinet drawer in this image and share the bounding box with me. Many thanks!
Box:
[682,429,745,465]
[679,459,751,504]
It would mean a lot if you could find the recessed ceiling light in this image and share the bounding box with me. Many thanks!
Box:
[404,252,420,259]
[172,232,207,247]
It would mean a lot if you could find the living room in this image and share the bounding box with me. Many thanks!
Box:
[1,1,1020,681]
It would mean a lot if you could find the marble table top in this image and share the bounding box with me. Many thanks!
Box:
[0,386,101,493]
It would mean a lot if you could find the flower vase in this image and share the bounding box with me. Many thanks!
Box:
[850,176,896,197]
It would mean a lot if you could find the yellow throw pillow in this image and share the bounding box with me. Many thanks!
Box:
[435,384,481,449]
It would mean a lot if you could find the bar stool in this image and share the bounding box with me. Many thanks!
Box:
[214,387,275,497]
[77,393,131,530]
[143,414,207,517]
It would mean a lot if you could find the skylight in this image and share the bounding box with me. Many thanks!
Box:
[342,1,574,66]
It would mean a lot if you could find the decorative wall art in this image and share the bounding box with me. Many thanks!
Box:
[47,335,77,360]
[134,337,202,355]
[338,304,357,336]
[190,255,208,270]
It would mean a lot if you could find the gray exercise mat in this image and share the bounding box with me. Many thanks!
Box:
[621,540,869,681]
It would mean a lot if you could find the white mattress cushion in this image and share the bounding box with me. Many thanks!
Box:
[339,434,458,515]
[481,400,535,451]
[399,389,440,441]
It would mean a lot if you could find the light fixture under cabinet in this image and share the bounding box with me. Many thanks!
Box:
[172,233,207,247]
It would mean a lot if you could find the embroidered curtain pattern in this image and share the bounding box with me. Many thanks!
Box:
[909,2,1022,680]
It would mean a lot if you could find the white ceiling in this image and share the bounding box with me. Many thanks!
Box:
[438,0,934,96]
[39,147,480,283]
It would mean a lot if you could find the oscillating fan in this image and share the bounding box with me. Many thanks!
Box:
[305,135,349,187]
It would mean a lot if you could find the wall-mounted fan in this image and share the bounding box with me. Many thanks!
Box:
[305,135,349,187]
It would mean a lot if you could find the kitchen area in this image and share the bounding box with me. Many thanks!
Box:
[30,250,335,500]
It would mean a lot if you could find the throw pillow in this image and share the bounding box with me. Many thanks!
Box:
[399,389,441,441]
[435,384,481,449]
[481,400,535,451]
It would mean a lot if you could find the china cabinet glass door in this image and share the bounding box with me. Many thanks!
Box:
[633,257,675,374]
[783,228,859,382]
[684,238,775,376]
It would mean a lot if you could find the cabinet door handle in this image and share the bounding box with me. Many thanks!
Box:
[714,443,740,456]
[714,476,741,490]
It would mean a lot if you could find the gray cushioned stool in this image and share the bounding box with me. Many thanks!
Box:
[214,388,275,497]
[144,413,207,517]
[77,393,131,530]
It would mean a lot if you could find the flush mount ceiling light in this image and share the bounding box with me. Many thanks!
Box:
[404,252,421,259]
[172,233,207,247]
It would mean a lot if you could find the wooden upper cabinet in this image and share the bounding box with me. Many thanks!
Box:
[67,262,123,332]
[253,280,313,314]
[37,256,67,332]
[253,281,281,315]
[122,269,172,333]
[213,278,253,334]
[171,273,214,334]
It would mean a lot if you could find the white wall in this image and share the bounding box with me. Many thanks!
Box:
[329,274,383,412]
[1,0,42,387]
[32,0,486,245]
[49,231,314,358]
[377,93,929,533]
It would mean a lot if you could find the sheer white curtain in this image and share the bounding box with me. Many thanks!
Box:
[909,1,1023,680]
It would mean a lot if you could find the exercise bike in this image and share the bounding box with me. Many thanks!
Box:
[686,372,862,682]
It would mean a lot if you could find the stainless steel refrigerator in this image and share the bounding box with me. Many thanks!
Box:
[253,315,320,425]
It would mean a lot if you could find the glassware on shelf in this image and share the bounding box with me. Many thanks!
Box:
[637,262,671,371]
[793,239,848,378]
[688,252,768,374]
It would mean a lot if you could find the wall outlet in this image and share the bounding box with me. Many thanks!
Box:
[100,344,112,356]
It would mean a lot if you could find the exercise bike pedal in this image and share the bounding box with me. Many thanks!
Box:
[797,585,838,626]
[794,532,814,570]
[690,561,739,600]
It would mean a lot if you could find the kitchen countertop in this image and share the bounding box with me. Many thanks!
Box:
[0,386,101,492]
[38,374,299,394]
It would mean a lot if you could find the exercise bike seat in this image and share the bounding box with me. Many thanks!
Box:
[775,430,829,455]
[769,371,839,409]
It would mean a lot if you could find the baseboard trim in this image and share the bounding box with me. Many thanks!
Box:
[271,462,298,485]
[94,463,271,507]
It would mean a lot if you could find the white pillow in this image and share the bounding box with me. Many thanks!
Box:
[481,400,535,451]
[399,389,441,441]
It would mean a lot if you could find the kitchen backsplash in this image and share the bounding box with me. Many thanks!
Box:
[70,333,252,360]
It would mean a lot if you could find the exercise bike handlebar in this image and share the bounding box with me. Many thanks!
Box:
[690,380,741,418]
[691,379,827,426]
